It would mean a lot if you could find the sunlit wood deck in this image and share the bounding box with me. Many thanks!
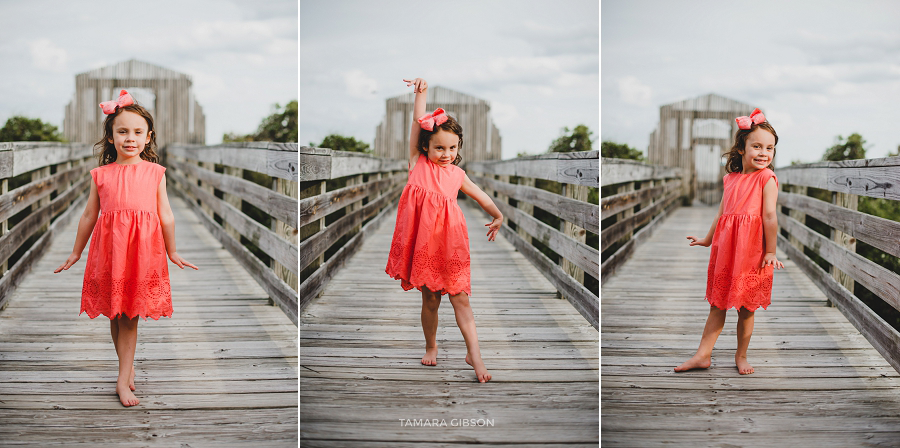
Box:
[0,195,298,446]
[602,204,900,446]
[300,198,599,446]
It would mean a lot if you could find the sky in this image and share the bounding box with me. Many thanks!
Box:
[300,0,600,160]
[602,0,900,167]
[0,0,297,145]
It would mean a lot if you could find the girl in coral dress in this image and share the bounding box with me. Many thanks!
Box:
[675,108,784,375]
[385,78,503,383]
[54,90,198,407]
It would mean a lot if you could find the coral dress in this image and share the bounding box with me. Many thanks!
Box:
[80,161,172,320]
[385,154,471,296]
[706,168,778,311]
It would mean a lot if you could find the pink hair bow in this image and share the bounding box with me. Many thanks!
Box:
[735,108,766,130]
[99,90,134,114]
[417,108,448,131]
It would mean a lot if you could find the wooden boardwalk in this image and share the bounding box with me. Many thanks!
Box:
[602,204,900,446]
[0,195,298,446]
[301,198,599,446]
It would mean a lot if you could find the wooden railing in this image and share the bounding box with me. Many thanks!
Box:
[777,158,900,374]
[165,142,299,324]
[467,151,599,329]
[299,148,407,312]
[600,158,683,284]
[0,143,94,310]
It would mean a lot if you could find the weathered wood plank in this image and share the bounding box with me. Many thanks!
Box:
[468,151,599,186]
[600,157,681,186]
[299,172,405,228]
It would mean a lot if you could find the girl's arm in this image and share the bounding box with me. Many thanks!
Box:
[54,179,100,273]
[403,78,428,172]
[460,174,503,241]
[686,195,724,247]
[760,177,784,269]
[157,174,198,270]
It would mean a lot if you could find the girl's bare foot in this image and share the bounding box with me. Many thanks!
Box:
[465,353,492,383]
[421,347,438,366]
[735,356,754,375]
[116,383,139,407]
[129,366,135,391]
[674,354,711,372]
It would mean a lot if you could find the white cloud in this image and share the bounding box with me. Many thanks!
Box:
[490,101,519,127]
[343,69,379,99]
[618,76,651,106]
[29,38,67,72]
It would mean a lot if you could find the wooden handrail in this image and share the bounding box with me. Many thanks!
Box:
[166,142,299,325]
[0,143,94,310]
[299,147,407,312]
[600,158,683,285]
[468,151,599,329]
[777,158,900,374]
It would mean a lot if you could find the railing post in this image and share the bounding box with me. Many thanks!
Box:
[32,166,51,234]
[199,161,214,219]
[300,180,327,287]
[347,174,364,235]
[561,183,588,285]
[1,178,6,279]
[496,174,509,206]
[517,177,535,244]
[617,181,635,244]
[223,166,243,240]
[272,177,298,292]
[788,185,807,253]
[832,191,858,305]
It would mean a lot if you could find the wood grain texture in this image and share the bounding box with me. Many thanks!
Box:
[602,204,900,446]
[301,198,598,446]
[468,151,599,187]
[0,193,297,445]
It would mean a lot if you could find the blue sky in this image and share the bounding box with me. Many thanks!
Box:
[300,0,600,160]
[602,0,900,166]
[0,0,297,145]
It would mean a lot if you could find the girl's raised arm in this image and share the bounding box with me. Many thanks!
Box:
[403,78,428,171]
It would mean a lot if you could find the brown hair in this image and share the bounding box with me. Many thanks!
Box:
[95,103,159,166]
[416,114,463,166]
[725,121,778,174]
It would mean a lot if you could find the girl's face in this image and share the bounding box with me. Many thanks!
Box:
[426,129,459,167]
[108,111,151,163]
[739,128,776,174]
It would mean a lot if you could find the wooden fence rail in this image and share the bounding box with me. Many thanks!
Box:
[0,143,94,310]
[165,142,299,324]
[467,150,599,329]
[299,147,407,312]
[777,157,900,374]
[600,158,683,285]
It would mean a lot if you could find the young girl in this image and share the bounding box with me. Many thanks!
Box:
[54,90,198,407]
[385,78,503,383]
[675,108,784,375]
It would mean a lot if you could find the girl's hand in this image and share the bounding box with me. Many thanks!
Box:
[169,252,199,270]
[403,78,427,93]
[54,253,80,273]
[485,216,503,241]
[760,252,784,270]
[686,235,711,247]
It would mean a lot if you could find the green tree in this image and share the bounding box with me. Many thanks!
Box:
[222,100,297,143]
[823,133,867,161]
[601,140,643,161]
[310,134,371,153]
[548,124,594,153]
[0,116,65,142]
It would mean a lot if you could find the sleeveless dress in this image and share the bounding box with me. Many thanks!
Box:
[385,154,471,296]
[80,160,173,320]
[706,168,778,311]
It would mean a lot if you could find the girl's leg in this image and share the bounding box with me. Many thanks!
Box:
[674,305,727,372]
[110,319,135,391]
[448,292,491,383]
[735,307,755,374]
[421,286,441,366]
[114,315,140,406]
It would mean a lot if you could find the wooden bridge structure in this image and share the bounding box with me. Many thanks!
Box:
[602,157,900,446]
[0,142,299,446]
[300,148,600,445]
